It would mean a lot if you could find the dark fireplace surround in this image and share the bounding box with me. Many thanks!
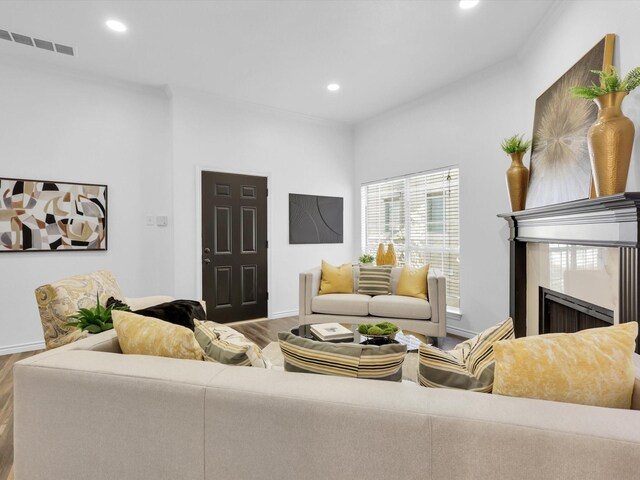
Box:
[499,193,640,353]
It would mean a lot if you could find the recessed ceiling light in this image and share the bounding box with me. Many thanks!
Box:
[327,83,340,92]
[106,19,127,33]
[459,0,479,9]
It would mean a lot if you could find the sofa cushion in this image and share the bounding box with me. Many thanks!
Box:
[369,295,431,320]
[112,310,203,360]
[311,293,371,316]
[357,266,392,296]
[278,332,406,381]
[418,318,514,392]
[194,320,271,368]
[319,260,353,294]
[493,322,638,409]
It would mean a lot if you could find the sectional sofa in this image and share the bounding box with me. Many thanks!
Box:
[13,329,640,480]
[299,265,447,342]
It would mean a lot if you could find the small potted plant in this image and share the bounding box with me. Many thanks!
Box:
[358,253,375,266]
[501,134,532,212]
[571,66,640,197]
[65,293,128,333]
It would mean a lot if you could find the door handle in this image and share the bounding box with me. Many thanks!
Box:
[204,248,211,253]
[203,258,211,264]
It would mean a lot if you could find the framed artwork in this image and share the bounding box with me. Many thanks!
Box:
[0,177,107,252]
[526,34,615,209]
[289,193,343,244]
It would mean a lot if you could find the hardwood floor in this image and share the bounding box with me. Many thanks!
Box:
[0,316,461,480]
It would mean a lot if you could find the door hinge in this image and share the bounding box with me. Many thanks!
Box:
[266,188,269,197]
[266,240,269,248]
[267,292,269,300]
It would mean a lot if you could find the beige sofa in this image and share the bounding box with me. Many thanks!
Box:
[300,265,447,341]
[13,330,640,479]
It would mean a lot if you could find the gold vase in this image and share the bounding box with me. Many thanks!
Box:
[384,243,397,266]
[505,151,529,211]
[376,243,385,266]
[588,91,635,197]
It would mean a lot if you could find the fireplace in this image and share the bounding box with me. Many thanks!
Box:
[499,193,640,353]
[539,288,613,335]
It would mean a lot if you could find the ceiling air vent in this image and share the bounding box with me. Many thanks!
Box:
[0,28,75,56]
[34,38,54,52]
[10,32,33,46]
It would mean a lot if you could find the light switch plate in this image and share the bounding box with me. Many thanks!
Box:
[156,215,168,227]
[145,215,156,226]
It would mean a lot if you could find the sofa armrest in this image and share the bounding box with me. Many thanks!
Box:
[427,268,446,326]
[299,267,322,320]
[632,354,640,411]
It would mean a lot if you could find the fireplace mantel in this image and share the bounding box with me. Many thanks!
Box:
[498,193,640,353]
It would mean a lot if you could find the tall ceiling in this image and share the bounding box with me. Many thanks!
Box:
[0,0,555,123]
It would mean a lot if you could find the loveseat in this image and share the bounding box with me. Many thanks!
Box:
[14,330,640,480]
[299,265,446,341]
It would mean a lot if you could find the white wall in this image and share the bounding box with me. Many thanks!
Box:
[0,61,173,353]
[354,61,525,337]
[170,87,354,318]
[354,1,640,336]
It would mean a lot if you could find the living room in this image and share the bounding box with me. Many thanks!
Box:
[1,1,640,479]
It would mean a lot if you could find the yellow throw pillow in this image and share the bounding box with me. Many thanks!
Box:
[113,310,203,360]
[395,264,429,299]
[493,322,638,409]
[319,260,353,295]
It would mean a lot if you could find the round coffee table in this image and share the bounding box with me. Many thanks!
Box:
[291,323,430,352]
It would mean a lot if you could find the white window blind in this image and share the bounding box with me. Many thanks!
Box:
[361,167,460,308]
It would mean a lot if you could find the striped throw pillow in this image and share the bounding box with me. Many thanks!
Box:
[278,332,406,382]
[418,318,514,392]
[357,266,392,296]
[194,320,271,368]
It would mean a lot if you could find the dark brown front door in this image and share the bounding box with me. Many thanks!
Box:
[201,171,268,322]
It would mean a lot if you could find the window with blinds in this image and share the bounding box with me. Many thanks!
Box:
[361,167,460,308]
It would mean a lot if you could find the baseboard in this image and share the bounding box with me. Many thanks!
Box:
[269,310,298,319]
[446,325,477,339]
[0,340,46,356]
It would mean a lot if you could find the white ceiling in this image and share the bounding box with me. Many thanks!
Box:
[0,0,555,123]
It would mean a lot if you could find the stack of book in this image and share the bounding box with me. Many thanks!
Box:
[310,323,354,341]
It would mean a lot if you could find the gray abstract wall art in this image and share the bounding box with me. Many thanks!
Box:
[289,193,343,244]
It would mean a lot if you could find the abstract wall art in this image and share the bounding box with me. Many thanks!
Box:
[526,34,615,209]
[289,193,343,244]
[0,178,107,252]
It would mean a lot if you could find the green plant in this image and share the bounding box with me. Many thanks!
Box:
[501,134,532,154]
[570,66,640,99]
[358,322,399,336]
[359,253,375,264]
[65,294,127,333]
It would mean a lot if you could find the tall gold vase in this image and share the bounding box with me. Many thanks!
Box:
[588,91,635,197]
[505,151,529,211]
[384,243,397,266]
[376,243,386,266]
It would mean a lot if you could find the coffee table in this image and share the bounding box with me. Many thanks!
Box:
[291,323,430,352]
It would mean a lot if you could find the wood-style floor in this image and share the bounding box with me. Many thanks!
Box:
[0,316,461,480]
